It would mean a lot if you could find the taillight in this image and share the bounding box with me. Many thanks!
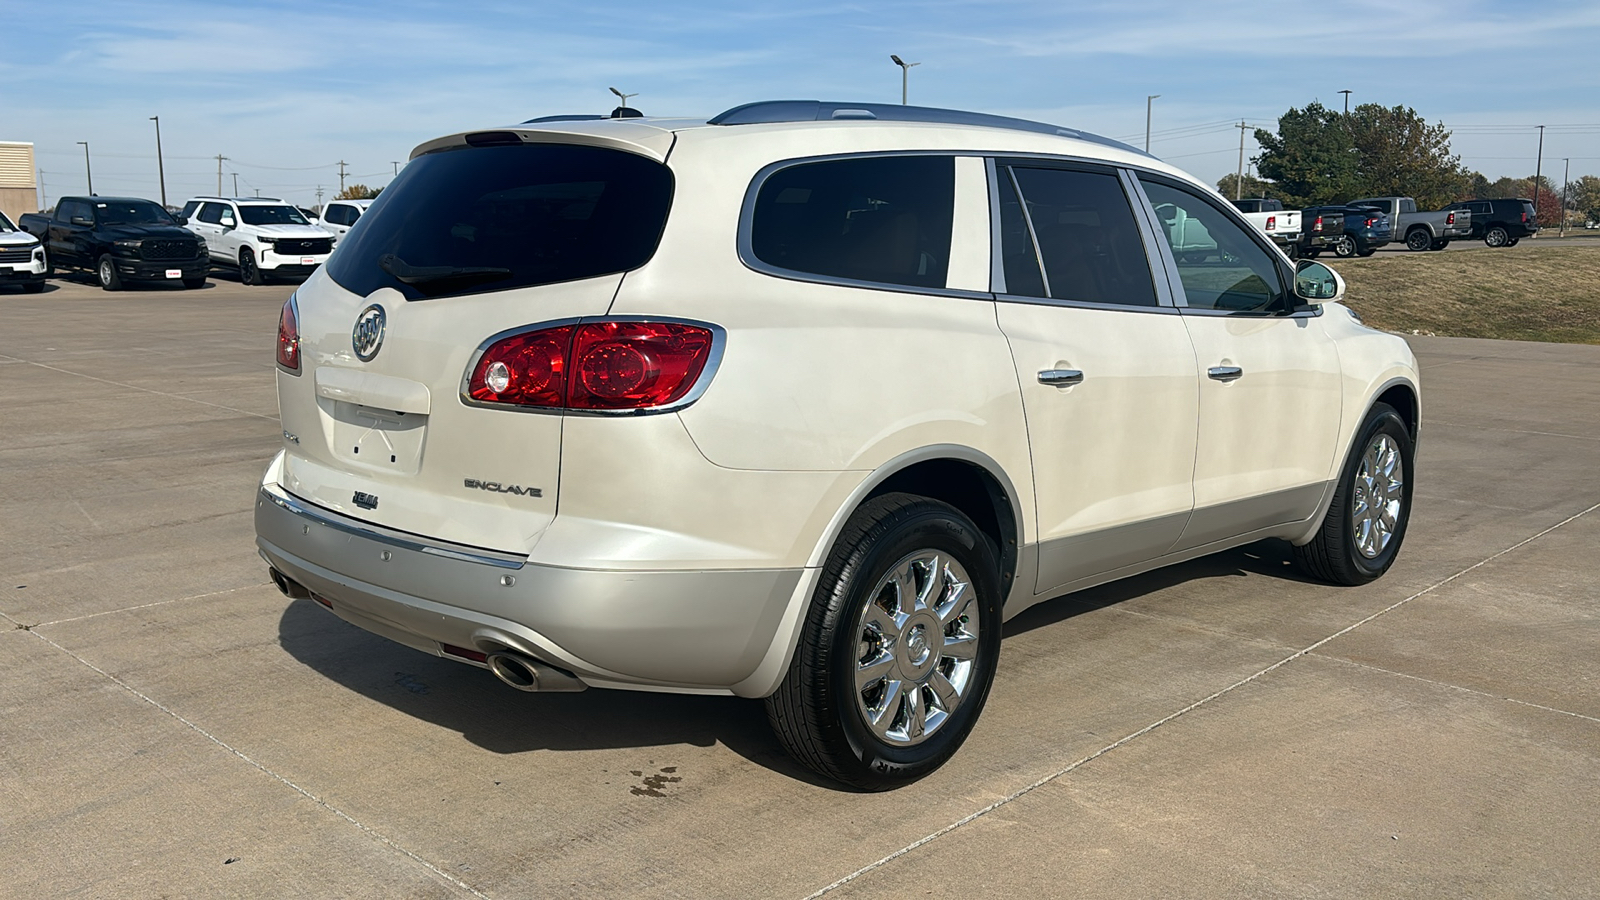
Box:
[1366,217,1377,228]
[1446,212,1455,225]
[467,320,719,412]
[1313,216,1324,233]
[1266,215,1276,230]
[1522,211,1529,223]
[276,295,300,374]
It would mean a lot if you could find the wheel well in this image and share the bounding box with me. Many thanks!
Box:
[1375,384,1418,438]
[865,459,1019,597]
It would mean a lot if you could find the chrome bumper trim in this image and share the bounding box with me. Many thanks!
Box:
[258,483,527,570]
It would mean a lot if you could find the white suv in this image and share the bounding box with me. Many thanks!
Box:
[319,199,372,243]
[256,102,1419,789]
[180,197,334,285]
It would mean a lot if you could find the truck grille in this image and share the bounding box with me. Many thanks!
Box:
[141,239,203,261]
[273,238,332,256]
[0,247,35,263]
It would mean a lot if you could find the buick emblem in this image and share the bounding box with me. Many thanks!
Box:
[352,304,386,361]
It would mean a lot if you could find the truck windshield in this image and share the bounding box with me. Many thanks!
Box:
[96,201,175,226]
[324,142,674,300]
[240,205,312,226]
[0,211,16,232]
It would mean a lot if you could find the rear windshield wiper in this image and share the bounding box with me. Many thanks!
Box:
[379,254,511,293]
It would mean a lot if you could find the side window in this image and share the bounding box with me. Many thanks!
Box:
[750,155,953,289]
[1139,178,1288,313]
[1472,202,1491,216]
[997,164,1158,307]
[197,202,224,225]
[219,204,237,226]
[324,205,348,226]
[180,200,201,219]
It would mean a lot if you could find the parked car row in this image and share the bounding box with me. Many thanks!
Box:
[12,194,372,291]
[1228,192,1541,257]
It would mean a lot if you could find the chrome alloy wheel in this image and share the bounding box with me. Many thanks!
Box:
[852,550,980,746]
[1352,433,1405,559]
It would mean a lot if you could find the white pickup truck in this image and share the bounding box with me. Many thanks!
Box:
[1231,198,1302,256]
[0,210,48,293]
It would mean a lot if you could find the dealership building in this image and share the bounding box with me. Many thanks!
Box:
[0,142,39,222]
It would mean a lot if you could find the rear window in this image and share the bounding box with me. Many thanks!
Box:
[326,143,674,301]
[749,155,954,289]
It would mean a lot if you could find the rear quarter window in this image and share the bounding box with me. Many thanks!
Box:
[748,155,954,289]
[325,142,674,301]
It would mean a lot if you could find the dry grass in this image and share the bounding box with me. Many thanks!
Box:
[1332,243,1600,344]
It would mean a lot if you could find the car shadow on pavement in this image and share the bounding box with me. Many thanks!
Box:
[275,598,833,785]
[276,538,1312,787]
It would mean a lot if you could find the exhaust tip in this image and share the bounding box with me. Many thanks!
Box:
[268,567,311,600]
[484,651,587,693]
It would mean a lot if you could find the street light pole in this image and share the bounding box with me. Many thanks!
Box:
[1145,95,1160,153]
[150,116,167,207]
[77,141,93,195]
[1561,157,1570,236]
[1533,124,1545,229]
[1338,90,1352,115]
[890,55,920,105]
[608,87,638,113]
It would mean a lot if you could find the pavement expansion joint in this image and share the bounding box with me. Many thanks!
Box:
[1311,654,1600,726]
[29,582,272,629]
[800,499,1600,900]
[0,352,279,422]
[22,627,494,900]
[1426,421,1600,443]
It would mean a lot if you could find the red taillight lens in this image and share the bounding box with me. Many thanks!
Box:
[467,320,717,411]
[1266,215,1276,230]
[1366,217,1377,227]
[1522,211,1529,223]
[1446,212,1455,225]
[468,325,572,407]
[276,296,300,373]
[1313,215,1323,233]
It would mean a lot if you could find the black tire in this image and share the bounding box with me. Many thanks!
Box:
[1304,249,1321,259]
[1284,242,1300,260]
[1429,240,1449,251]
[182,277,206,289]
[1506,238,1520,247]
[240,249,262,286]
[765,493,1003,791]
[1294,403,1414,586]
[1404,228,1432,251]
[1332,235,1357,258]
[21,281,44,294]
[1485,225,1510,248]
[96,254,123,291]
[1357,248,1377,257]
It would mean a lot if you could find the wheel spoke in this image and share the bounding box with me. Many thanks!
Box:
[942,633,978,661]
[904,684,928,739]
[916,555,943,612]
[894,565,919,618]
[855,652,894,691]
[935,578,971,625]
[861,601,901,638]
[928,670,961,711]
[868,679,904,738]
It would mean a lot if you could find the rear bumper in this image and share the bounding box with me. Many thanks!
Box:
[254,480,803,695]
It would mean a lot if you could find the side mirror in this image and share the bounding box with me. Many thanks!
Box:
[220,218,236,230]
[70,215,93,227]
[174,215,189,226]
[1293,259,1345,305]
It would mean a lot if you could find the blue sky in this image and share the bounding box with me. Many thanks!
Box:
[4,0,1598,208]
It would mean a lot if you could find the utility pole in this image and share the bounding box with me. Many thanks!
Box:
[150,116,167,207]
[890,55,920,105]
[391,161,401,176]
[315,185,324,210]
[1561,157,1571,236]
[1338,89,1352,115]
[337,160,348,194]
[37,167,46,212]
[1145,95,1160,153]
[1532,125,1545,228]
[1236,120,1248,200]
[77,142,93,195]
[215,155,228,196]
[231,172,239,196]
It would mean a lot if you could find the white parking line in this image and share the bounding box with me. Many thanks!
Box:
[802,499,1600,900]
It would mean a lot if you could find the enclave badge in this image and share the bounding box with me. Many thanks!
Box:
[464,478,543,498]
[352,304,386,361]
[352,491,379,510]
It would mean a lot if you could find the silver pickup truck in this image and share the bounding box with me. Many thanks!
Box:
[1347,196,1471,252]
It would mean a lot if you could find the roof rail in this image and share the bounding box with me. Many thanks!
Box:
[521,114,607,124]
[707,101,1149,156]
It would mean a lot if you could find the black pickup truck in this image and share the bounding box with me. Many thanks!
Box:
[19,196,210,290]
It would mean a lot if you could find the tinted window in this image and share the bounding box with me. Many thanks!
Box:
[323,205,349,226]
[995,168,1045,298]
[180,201,201,219]
[1521,201,1537,223]
[0,211,15,232]
[197,203,225,225]
[239,205,310,226]
[1140,178,1287,313]
[1001,166,1157,307]
[95,200,174,226]
[327,143,674,301]
[751,155,953,289]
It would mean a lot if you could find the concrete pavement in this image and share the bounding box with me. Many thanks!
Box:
[2,278,1596,898]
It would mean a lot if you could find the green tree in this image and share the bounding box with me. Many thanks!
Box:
[1215,172,1281,201]
[1344,104,1467,210]
[1571,175,1600,225]
[1253,103,1360,207]
[336,184,382,200]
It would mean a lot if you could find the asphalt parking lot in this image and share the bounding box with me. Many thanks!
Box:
[3,276,1598,899]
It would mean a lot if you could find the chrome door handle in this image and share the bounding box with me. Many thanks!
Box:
[1207,366,1244,382]
[1038,369,1084,386]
